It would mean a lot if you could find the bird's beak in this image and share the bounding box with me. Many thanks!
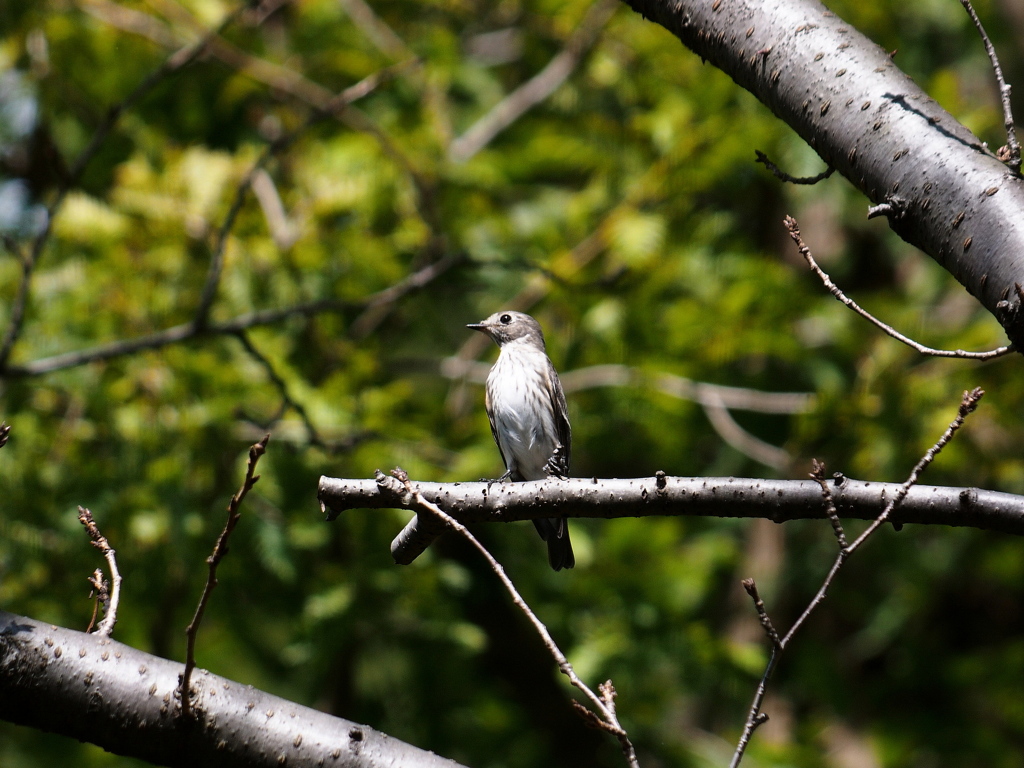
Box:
[466,322,488,332]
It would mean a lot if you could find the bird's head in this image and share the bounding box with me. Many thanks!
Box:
[467,311,546,349]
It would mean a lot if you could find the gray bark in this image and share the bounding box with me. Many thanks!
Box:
[620,0,1024,348]
[0,611,467,768]
[319,473,1024,564]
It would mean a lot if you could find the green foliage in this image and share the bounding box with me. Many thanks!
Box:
[2,1,1024,766]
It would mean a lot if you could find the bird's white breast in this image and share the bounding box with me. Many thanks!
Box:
[487,341,558,481]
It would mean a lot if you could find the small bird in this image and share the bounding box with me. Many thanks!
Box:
[467,311,574,570]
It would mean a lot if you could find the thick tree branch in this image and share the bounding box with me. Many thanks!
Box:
[620,0,1024,349]
[0,611,466,768]
[320,473,1024,565]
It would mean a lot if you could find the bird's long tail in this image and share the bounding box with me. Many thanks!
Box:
[533,517,575,571]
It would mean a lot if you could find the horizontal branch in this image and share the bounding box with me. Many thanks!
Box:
[319,474,1024,563]
[442,358,815,414]
[1,253,462,377]
[0,611,466,768]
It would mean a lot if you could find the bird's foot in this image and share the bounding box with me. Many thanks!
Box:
[483,470,512,495]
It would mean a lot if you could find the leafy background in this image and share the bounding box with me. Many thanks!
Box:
[2,0,1024,766]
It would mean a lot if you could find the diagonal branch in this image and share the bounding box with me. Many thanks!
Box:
[786,216,1014,359]
[448,0,619,163]
[180,435,268,718]
[729,388,984,768]
[0,610,467,767]
[959,0,1021,173]
[386,468,640,768]
[0,3,247,372]
[233,331,323,447]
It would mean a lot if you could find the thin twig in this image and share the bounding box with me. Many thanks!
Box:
[0,4,247,372]
[959,0,1021,173]
[234,331,323,447]
[729,388,984,768]
[387,467,640,768]
[785,215,1014,360]
[193,64,404,330]
[180,435,269,718]
[85,568,108,634]
[742,579,780,647]
[809,459,847,547]
[448,0,619,163]
[77,506,123,637]
[755,150,835,184]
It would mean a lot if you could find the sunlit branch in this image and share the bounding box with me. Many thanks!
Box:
[449,0,619,163]
[320,464,1024,566]
[77,506,122,638]
[786,216,1014,360]
[958,0,1020,173]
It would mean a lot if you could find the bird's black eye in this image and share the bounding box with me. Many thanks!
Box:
[499,313,512,324]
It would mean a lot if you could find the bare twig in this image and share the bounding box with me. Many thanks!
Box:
[959,0,1021,173]
[785,215,1014,360]
[386,467,640,768]
[85,568,109,634]
[180,435,269,718]
[77,506,122,637]
[701,393,791,471]
[809,459,847,547]
[755,150,835,184]
[234,331,323,447]
[0,4,246,372]
[729,388,984,768]
[193,65,402,330]
[741,579,780,647]
[448,0,619,163]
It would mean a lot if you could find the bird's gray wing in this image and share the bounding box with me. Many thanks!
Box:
[545,356,571,477]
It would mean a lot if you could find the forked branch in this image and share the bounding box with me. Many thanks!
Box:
[386,467,640,768]
[729,388,984,768]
